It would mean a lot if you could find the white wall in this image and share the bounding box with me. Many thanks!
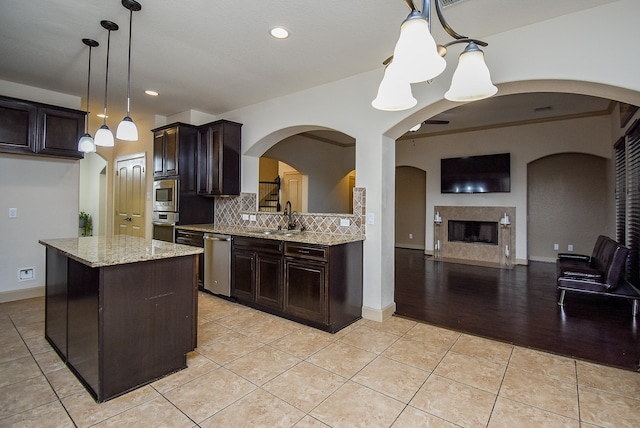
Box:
[0,154,80,300]
[396,114,613,263]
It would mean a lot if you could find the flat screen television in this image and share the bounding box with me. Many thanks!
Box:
[441,153,510,194]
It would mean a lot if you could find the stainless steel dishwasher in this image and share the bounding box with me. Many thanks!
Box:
[203,233,232,296]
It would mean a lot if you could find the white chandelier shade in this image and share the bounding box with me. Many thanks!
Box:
[445,43,497,102]
[392,18,446,84]
[371,62,418,111]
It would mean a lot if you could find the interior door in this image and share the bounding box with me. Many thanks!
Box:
[282,171,303,212]
[115,154,146,237]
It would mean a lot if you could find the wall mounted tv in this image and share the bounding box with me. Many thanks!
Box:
[441,153,511,194]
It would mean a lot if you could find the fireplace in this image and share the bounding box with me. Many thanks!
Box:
[448,220,498,245]
[434,206,516,268]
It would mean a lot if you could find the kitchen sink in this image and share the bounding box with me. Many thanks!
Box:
[259,229,302,236]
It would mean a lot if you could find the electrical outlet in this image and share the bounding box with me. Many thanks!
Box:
[568,244,574,251]
[367,213,375,225]
[409,233,413,239]
[340,218,350,227]
[242,214,249,221]
[9,208,17,218]
[249,214,256,222]
[554,243,559,250]
[18,267,34,281]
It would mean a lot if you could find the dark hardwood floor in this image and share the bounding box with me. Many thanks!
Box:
[394,248,640,371]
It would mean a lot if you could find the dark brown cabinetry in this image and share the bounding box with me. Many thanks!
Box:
[174,228,205,289]
[152,123,198,181]
[231,236,363,333]
[44,247,197,402]
[152,123,213,224]
[37,106,85,158]
[0,95,84,159]
[197,120,242,196]
[231,236,283,310]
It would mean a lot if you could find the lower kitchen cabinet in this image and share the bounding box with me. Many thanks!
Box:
[174,228,205,289]
[231,236,363,333]
[231,237,283,311]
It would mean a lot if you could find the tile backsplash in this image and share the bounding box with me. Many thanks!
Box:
[214,188,366,236]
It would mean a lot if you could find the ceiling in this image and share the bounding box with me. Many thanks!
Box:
[0,0,620,130]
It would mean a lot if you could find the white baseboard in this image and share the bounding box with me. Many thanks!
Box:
[528,256,556,263]
[395,243,425,250]
[0,285,45,303]
[362,302,396,322]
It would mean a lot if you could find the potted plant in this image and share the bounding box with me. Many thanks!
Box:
[79,211,93,236]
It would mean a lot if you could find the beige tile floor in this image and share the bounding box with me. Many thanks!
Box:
[1,292,640,427]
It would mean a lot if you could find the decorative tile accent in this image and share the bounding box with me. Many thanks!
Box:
[214,188,366,236]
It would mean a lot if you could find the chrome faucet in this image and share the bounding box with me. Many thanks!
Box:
[284,200,296,230]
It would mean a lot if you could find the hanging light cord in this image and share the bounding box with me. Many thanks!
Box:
[85,44,93,133]
[125,8,133,116]
[102,28,112,125]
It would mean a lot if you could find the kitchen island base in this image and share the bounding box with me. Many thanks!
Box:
[43,243,198,402]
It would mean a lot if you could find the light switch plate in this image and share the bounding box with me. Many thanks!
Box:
[249,214,257,222]
[242,214,249,221]
[367,213,375,225]
[340,218,350,227]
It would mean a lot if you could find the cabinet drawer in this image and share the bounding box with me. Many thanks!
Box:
[284,243,328,261]
[175,229,204,247]
[233,236,283,254]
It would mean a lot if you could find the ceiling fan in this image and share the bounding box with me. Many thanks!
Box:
[410,119,450,132]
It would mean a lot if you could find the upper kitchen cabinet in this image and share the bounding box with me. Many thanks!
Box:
[197,120,242,196]
[152,123,199,185]
[0,95,84,159]
[36,106,84,158]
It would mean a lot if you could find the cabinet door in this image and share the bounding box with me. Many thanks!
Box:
[256,253,283,309]
[36,107,84,158]
[153,131,165,177]
[164,128,179,176]
[197,125,218,195]
[284,258,327,323]
[231,249,255,301]
[197,121,241,196]
[0,97,37,154]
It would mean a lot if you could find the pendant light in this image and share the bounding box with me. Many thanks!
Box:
[78,38,99,153]
[373,0,497,111]
[116,0,142,141]
[94,20,119,147]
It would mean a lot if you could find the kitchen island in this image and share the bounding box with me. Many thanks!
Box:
[39,235,203,402]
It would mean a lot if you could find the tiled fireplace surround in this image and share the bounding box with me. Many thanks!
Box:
[214,188,366,236]
[435,206,516,268]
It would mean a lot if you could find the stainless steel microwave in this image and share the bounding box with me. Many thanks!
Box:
[153,179,178,212]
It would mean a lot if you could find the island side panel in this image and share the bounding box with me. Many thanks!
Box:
[328,241,363,332]
[100,255,197,400]
[67,257,101,398]
[44,248,69,360]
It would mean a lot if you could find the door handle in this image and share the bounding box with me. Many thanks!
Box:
[124,217,132,222]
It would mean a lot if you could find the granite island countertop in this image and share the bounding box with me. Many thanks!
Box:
[39,235,204,268]
[176,224,365,246]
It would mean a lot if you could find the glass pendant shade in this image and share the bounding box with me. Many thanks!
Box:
[371,62,417,111]
[95,125,114,147]
[116,116,138,141]
[445,43,497,102]
[78,134,96,152]
[392,18,446,84]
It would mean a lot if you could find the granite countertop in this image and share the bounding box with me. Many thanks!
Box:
[176,224,365,246]
[39,235,204,268]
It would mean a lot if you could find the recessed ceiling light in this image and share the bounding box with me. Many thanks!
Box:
[145,90,159,96]
[269,27,289,39]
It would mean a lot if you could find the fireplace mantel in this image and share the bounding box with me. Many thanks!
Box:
[434,206,515,268]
